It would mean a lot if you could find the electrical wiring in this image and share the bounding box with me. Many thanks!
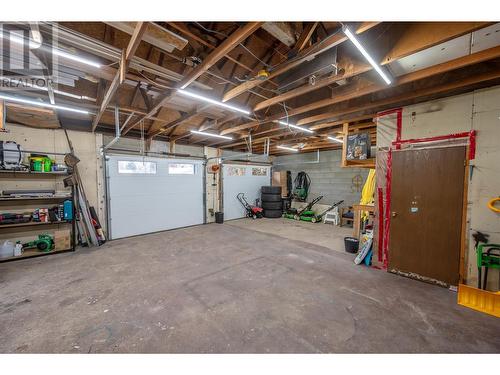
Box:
[193,22,273,68]
[281,102,297,134]
[137,72,174,90]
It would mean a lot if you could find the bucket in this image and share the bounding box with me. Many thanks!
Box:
[215,212,224,224]
[0,240,14,258]
[344,237,359,254]
[30,157,44,172]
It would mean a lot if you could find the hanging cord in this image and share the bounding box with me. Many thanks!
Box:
[140,119,145,156]
[281,102,297,134]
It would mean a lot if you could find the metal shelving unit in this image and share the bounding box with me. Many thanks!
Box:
[0,166,77,263]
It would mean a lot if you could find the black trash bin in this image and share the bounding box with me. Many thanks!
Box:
[344,237,359,254]
[215,212,224,224]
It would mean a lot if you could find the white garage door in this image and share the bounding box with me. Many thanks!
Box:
[222,163,271,220]
[106,155,204,239]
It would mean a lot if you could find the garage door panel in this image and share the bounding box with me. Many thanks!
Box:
[106,155,204,239]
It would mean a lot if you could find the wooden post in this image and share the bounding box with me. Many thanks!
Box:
[0,100,4,131]
[341,122,349,167]
[459,146,470,284]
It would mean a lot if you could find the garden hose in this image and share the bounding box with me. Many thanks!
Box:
[487,197,500,213]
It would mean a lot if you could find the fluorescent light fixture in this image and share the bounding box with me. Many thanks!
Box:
[0,93,89,114]
[178,89,250,115]
[277,145,299,152]
[278,120,314,134]
[327,136,343,143]
[190,130,232,140]
[1,32,101,68]
[343,26,392,85]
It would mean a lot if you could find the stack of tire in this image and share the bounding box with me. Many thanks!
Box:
[261,186,282,218]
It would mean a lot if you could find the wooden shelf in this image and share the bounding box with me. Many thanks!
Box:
[342,158,376,169]
[0,195,72,202]
[0,247,72,263]
[0,170,69,176]
[0,221,71,229]
[0,158,77,262]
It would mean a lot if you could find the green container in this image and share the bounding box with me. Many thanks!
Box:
[43,158,52,172]
[30,157,44,172]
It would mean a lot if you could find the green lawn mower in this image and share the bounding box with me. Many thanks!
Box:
[297,200,344,223]
[23,234,54,252]
[284,195,323,220]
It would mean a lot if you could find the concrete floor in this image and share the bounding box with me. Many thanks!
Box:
[0,220,499,353]
[227,217,354,253]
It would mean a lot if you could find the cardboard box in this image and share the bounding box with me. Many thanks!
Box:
[54,229,71,251]
[272,171,288,197]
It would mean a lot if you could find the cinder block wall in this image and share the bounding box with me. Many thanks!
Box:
[273,150,369,206]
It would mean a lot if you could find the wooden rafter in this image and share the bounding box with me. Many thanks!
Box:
[252,22,493,113]
[167,22,258,74]
[121,22,262,136]
[221,22,379,103]
[91,22,148,132]
[221,43,500,136]
[290,22,318,55]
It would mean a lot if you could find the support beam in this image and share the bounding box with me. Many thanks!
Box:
[167,22,256,74]
[223,44,500,135]
[253,60,371,111]
[252,22,494,113]
[291,22,318,55]
[122,22,262,136]
[262,22,296,47]
[91,22,148,132]
[381,22,492,65]
[0,100,4,131]
[218,65,500,150]
[178,22,263,90]
[147,107,200,138]
[105,22,188,52]
[222,22,379,102]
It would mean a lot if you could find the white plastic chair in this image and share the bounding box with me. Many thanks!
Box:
[323,206,340,225]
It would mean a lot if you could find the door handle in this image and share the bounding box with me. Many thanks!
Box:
[392,211,398,217]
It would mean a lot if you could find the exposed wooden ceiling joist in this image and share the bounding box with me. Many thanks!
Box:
[221,43,500,136]
[121,22,263,136]
[91,22,148,131]
[105,22,188,52]
[221,22,379,103]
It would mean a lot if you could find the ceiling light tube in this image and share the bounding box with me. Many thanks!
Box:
[0,93,89,114]
[277,145,299,152]
[190,130,232,140]
[343,26,392,85]
[278,120,314,134]
[1,33,101,68]
[327,136,343,143]
[178,89,250,115]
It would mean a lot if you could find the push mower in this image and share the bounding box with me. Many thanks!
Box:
[237,193,263,219]
[283,195,323,220]
[298,200,344,223]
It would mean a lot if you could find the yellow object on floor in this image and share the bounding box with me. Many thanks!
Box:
[457,284,500,318]
[359,169,376,221]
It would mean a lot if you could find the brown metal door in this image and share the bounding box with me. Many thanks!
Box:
[389,146,466,286]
